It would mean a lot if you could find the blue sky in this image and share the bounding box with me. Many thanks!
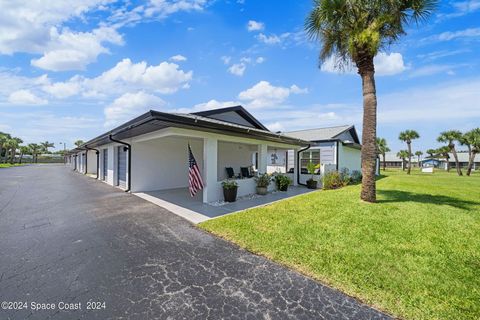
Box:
[0,0,479,152]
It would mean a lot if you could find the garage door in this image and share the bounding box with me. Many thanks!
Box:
[117,146,127,188]
[102,149,108,181]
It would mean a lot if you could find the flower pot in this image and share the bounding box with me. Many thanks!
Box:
[306,179,318,189]
[223,186,238,202]
[278,184,289,192]
[256,186,268,195]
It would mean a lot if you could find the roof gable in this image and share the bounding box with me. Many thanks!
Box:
[192,106,269,131]
[285,125,360,144]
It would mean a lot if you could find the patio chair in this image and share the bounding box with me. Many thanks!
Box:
[225,167,235,179]
[240,167,253,178]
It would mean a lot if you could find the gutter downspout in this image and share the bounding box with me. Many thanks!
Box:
[297,144,311,187]
[85,145,100,179]
[108,134,131,192]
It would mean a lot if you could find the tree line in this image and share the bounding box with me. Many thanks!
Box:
[0,133,87,164]
[376,128,480,177]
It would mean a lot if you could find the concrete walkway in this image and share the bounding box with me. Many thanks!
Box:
[0,165,391,320]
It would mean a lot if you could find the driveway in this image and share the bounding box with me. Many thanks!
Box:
[0,165,390,320]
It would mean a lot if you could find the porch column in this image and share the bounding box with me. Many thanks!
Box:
[293,149,298,186]
[257,144,268,174]
[203,137,218,203]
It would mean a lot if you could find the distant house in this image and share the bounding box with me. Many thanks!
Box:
[381,152,419,169]
[434,151,478,170]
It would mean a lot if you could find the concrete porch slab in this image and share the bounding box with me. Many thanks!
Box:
[133,186,315,224]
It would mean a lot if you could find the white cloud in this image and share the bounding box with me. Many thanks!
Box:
[321,52,406,76]
[228,63,246,76]
[256,33,281,45]
[238,81,307,108]
[0,0,112,55]
[247,20,264,32]
[191,99,240,112]
[256,57,265,64]
[266,122,285,132]
[31,26,123,71]
[408,64,457,78]
[436,28,480,41]
[45,58,192,99]
[144,0,208,18]
[8,89,47,105]
[169,54,187,61]
[104,91,165,127]
[374,52,406,76]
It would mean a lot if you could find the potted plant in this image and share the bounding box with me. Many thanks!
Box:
[221,179,238,202]
[274,174,292,192]
[255,173,271,195]
[306,161,320,189]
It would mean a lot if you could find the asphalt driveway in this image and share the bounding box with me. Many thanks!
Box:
[0,165,390,320]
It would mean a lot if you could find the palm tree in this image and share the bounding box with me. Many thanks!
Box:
[28,143,41,163]
[74,140,85,147]
[0,132,11,162]
[426,148,436,158]
[437,130,463,176]
[397,150,410,171]
[40,141,55,153]
[376,137,390,171]
[9,137,23,163]
[19,145,31,164]
[462,128,480,176]
[415,151,423,168]
[399,130,420,174]
[305,1,437,202]
[437,146,451,172]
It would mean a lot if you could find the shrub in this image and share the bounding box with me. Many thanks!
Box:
[350,170,362,183]
[323,171,348,190]
[274,174,292,191]
[339,167,351,185]
[221,179,238,190]
[255,173,272,187]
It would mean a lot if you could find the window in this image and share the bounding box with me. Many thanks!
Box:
[300,149,321,174]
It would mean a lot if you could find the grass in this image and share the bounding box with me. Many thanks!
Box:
[200,170,480,320]
[0,163,24,168]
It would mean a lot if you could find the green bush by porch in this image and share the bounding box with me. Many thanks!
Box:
[200,170,480,320]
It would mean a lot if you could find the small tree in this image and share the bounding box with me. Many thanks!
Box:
[397,150,410,171]
[74,140,85,147]
[19,145,31,164]
[40,141,55,153]
[376,137,390,171]
[426,149,437,159]
[399,130,420,174]
[462,128,480,176]
[437,130,463,176]
[436,146,451,172]
[28,143,41,163]
[415,151,423,168]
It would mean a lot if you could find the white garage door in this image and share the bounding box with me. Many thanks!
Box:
[117,146,127,188]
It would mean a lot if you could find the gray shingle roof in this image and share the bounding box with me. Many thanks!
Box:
[285,125,353,141]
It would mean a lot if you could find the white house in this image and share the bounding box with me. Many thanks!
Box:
[67,106,310,204]
[281,125,362,185]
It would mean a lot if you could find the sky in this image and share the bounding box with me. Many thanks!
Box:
[0,0,479,153]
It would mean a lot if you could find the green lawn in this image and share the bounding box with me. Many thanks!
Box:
[0,163,23,168]
[200,170,480,320]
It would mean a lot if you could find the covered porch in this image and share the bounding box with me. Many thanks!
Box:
[129,126,308,222]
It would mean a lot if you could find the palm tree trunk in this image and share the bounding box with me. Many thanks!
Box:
[358,58,377,203]
[407,142,412,174]
[451,146,463,176]
[466,151,476,176]
[382,153,386,171]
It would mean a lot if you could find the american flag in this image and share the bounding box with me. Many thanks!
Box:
[188,144,204,197]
